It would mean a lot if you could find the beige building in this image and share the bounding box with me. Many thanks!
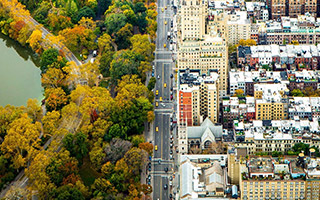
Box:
[240,157,306,200]
[177,0,228,96]
[254,84,289,120]
[209,11,251,46]
[179,0,207,41]
[178,70,219,126]
[177,37,228,96]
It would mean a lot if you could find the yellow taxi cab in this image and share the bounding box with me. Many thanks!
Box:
[161,8,164,12]
[156,90,159,95]
[156,126,159,132]
[165,20,167,25]
[165,6,167,9]
[164,83,167,88]
[160,97,163,102]
[164,44,167,48]
[155,101,159,107]
[155,145,158,151]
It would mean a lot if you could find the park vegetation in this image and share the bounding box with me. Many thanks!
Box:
[0,0,157,199]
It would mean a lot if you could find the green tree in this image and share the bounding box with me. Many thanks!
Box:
[110,50,139,83]
[40,49,67,73]
[147,77,156,90]
[115,23,133,50]
[76,6,95,22]
[55,185,85,200]
[99,51,114,77]
[105,13,127,36]
[292,143,310,155]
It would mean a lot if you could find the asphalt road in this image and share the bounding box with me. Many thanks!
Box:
[152,0,175,199]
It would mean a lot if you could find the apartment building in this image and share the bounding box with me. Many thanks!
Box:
[208,11,251,45]
[237,44,320,70]
[268,0,317,19]
[240,156,306,200]
[177,0,228,96]
[234,118,320,155]
[178,70,219,127]
[179,0,207,41]
[222,97,255,128]
[270,0,286,19]
[254,15,320,45]
[254,84,289,120]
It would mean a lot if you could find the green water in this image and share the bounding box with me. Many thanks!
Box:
[0,33,43,106]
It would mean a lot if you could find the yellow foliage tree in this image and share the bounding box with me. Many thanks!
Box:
[1,114,41,169]
[27,29,43,53]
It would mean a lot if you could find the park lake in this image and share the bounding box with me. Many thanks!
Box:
[0,33,43,107]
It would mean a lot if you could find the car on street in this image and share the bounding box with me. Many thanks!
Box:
[93,50,97,57]
[170,149,173,154]
[156,90,159,95]
[165,20,167,25]
[169,176,173,181]
[164,167,168,172]
[155,145,158,151]
[170,74,173,78]
[170,87,173,91]
[164,83,167,88]
[158,160,161,164]
[170,94,173,100]
[148,175,151,180]
[155,101,158,107]
[164,44,167,48]
[170,155,173,160]
[170,143,173,148]
[169,194,173,199]
[161,8,164,12]
[160,97,163,101]
[156,127,159,132]
[164,184,168,190]
[157,75,160,79]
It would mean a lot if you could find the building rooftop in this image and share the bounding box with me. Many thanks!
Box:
[180,155,228,199]
[179,69,219,92]
[254,83,288,103]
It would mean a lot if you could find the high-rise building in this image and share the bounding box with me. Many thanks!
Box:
[178,70,219,126]
[177,0,228,96]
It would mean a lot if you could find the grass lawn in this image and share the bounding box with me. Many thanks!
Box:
[79,157,101,186]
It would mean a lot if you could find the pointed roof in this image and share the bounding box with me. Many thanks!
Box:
[187,118,222,139]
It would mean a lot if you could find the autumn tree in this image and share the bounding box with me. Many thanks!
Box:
[26,99,42,122]
[59,25,96,56]
[27,29,43,53]
[1,114,41,169]
[238,39,256,46]
[233,89,245,97]
[139,142,153,156]
[44,88,68,111]
[123,147,148,177]
[130,34,155,62]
